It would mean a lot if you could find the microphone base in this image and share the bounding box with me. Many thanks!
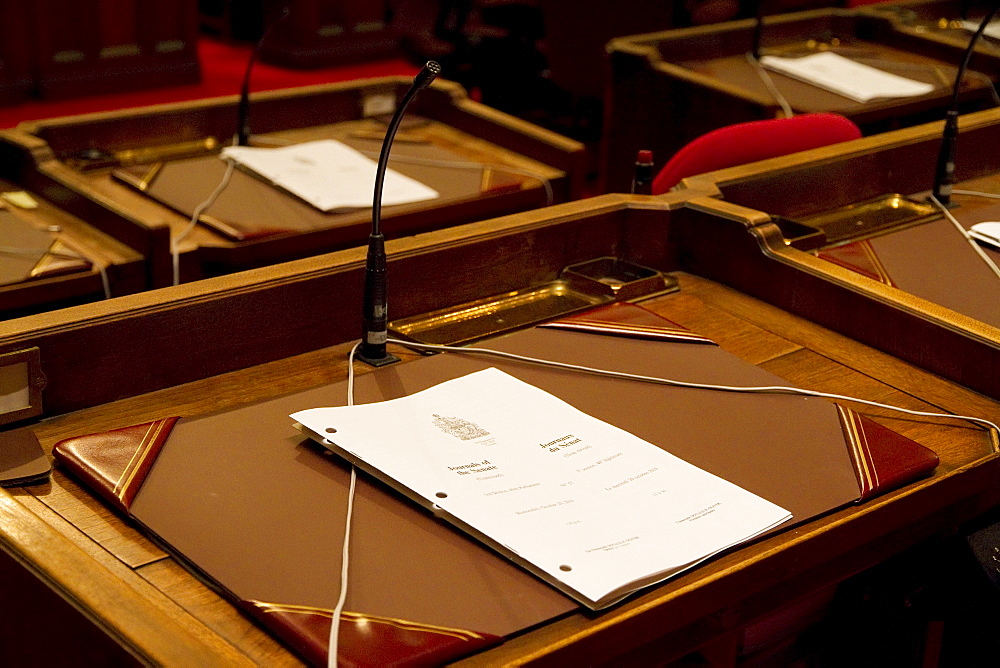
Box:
[927,194,959,210]
[357,351,401,368]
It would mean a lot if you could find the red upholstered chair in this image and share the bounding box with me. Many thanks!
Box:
[651,113,862,194]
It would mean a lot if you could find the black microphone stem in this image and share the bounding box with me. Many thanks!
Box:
[751,0,766,61]
[236,6,289,146]
[932,6,1000,206]
[359,61,441,366]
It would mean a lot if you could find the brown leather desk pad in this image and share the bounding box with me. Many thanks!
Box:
[54,305,938,665]
[813,216,1000,329]
[112,138,522,242]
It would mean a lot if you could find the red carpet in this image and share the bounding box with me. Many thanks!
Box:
[0,38,419,129]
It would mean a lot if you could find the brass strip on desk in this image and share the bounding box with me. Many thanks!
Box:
[113,162,163,192]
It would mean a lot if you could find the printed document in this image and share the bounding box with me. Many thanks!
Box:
[222,139,439,212]
[292,368,791,609]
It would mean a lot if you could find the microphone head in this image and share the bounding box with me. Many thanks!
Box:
[414,61,442,90]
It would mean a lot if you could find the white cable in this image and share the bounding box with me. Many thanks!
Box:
[386,337,1000,435]
[96,263,111,299]
[952,189,1000,199]
[929,193,1000,280]
[171,158,237,286]
[328,342,361,668]
[747,52,794,119]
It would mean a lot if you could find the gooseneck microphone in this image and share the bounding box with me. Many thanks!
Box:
[236,6,290,146]
[750,0,766,61]
[932,6,1000,206]
[359,61,442,367]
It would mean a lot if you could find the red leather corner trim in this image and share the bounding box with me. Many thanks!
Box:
[243,601,502,667]
[30,240,92,280]
[541,302,716,344]
[836,406,938,502]
[816,240,895,286]
[53,417,180,513]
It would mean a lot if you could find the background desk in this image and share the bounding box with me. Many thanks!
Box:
[1,194,998,664]
[0,155,150,320]
[602,7,1000,193]
[679,106,1000,401]
[861,0,1000,57]
[11,77,584,285]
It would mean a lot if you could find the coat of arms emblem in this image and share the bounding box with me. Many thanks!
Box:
[432,413,489,441]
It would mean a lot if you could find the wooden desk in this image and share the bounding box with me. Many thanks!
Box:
[861,0,1000,57]
[0,134,149,319]
[12,77,584,286]
[602,7,1000,193]
[678,106,1000,401]
[1,194,998,664]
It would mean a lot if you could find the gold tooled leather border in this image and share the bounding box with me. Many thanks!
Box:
[113,419,172,504]
[30,239,91,278]
[856,240,895,288]
[816,240,895,287]
[249,601,488,641]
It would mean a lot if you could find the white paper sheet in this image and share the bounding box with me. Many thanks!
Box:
[961,20,1000,41]
[760,51,936,102]
[292,368,791,609]
[970,221,1000,250]
[221,139,439,212]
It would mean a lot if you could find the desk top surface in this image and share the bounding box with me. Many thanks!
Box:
[7,268,999,666]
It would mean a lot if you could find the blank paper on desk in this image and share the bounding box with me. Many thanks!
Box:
[760,52,935,103]
[222,139,439,212]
